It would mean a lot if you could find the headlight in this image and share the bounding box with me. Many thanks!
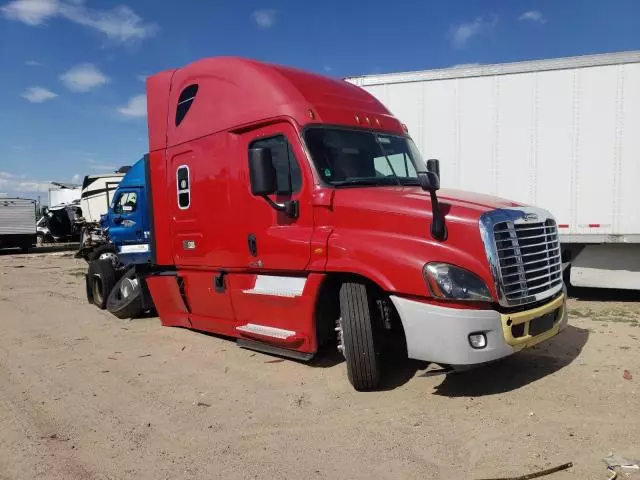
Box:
[424,263,492,302]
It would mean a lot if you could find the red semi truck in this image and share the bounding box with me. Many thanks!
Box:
[137,57,567,390]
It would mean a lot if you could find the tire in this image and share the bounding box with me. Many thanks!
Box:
[87,244,118,263]
[107,268,144,319]
[339,281,381,391]
[87,260,117,310]
[85,273,94,304]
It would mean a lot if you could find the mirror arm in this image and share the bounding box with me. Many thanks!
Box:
[429,191,447,241]
[261,195,299,219]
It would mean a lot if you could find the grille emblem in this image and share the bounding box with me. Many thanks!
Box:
[523,213,539,222]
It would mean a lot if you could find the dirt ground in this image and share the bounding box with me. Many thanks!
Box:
[1,249,639,480]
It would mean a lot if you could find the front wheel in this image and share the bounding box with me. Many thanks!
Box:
[338,282,381,391]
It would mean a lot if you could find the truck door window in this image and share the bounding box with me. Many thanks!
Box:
[250,135,302,193]
[175,84,199,127]
[114,192,138,214]
[176,166,190,209]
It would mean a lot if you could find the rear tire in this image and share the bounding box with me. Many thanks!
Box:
[339,281,381,391]
[87,260,117,310]
[106,268,144,319]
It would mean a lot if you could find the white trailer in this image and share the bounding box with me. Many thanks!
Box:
[0,198,37,251]
[48,182,81,207]
[346,51,640,290]
[80,173,125,224]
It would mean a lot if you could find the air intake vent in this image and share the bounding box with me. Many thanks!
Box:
[480,208,564,307]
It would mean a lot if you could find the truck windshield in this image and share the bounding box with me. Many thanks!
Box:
[304,127,424,187]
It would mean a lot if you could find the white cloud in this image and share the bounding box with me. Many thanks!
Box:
[252,9,276,28]
[25,60,42,66]
[59,3,158,43]
[87,159,117,172]
[0,174,50,194]
[71,173,81,183]
[1,0,58,25]
[22,86,58,103]
[1,0,158,44]
[323,65,333,72]
[118,94,146,118]
[60,63,109,92]
[450,15,498,49]
[519,10,546,24]
[0,172,20,179]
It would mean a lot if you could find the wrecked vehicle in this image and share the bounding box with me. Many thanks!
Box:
[79,157,154,319]
[36,202,83,244]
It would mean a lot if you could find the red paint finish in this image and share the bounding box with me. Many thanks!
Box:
[180,269,235,333]
[227,273,324,353]
[326,187,521,298]
[143,56,536,359]
[588,224,600,228]
[145,275,190,328]
[558,224,570,229]
[147,150,172,266]
[236,122,314,271]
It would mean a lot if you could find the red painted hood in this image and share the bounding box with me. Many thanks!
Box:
[332,186,522,225]
[326,186,524,299]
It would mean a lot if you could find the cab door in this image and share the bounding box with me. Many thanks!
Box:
[238,122,314,271]
[229,122,317,348]
[109,188,145,245]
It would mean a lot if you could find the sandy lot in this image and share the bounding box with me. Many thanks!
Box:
[0,250,639,480]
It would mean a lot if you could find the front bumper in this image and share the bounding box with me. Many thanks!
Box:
[389,291,568,366]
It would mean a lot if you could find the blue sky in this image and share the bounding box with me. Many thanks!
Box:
[1,0,639,200]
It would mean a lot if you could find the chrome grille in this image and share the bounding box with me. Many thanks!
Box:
[480,208,564,307]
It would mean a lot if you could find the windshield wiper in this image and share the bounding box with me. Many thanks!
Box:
[331,178,387,187]
[400,179,421,186]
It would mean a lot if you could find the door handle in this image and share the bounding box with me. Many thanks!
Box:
[247,234,257,257]
[213,271,227,293]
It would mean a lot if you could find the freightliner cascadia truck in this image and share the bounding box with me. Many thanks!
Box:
[88,57,568,391]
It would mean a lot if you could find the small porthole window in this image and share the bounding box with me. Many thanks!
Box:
[175,84,198,127]
[177,165,190,209]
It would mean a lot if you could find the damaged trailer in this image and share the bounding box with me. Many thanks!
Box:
[80,168,129,225]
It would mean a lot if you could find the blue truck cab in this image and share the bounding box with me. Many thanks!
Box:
[100,157,151,266]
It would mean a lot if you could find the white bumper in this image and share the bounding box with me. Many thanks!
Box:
[389,291,568,366]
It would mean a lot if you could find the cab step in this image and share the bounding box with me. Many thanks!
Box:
[237,338,314,362]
